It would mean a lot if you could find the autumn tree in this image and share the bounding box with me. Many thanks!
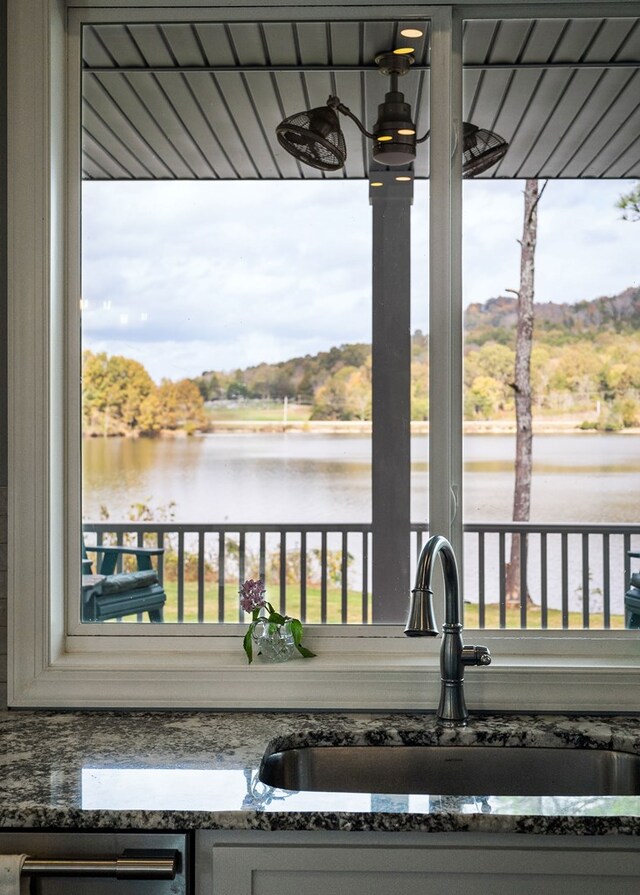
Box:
[82,350,156,435]
[157,378,207,433]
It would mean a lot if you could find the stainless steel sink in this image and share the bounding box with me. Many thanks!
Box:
[259,745,640,796]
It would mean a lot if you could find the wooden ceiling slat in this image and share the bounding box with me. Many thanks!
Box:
[84,74,177,178]
[263,23,298,66]
[564,75,640,177]
[329,22,363,65]
[512,69,602,177]
[225,23,268,67]
[155,72,237,179]
[295,22,330,66]
[242,71,302,180]
[125,24,173,66]
[488,68,544,176]
[550,18,603,62]
[83,25,118,67]
[583,17,638,61]
[599,131,640,178]
[82,102,154,179]
[518,19,568,63]
[88,24,146,67]
[544,70,637,176]
[463,20,500,65]
[485,19,533,64]
[192,24,237,67]
[213,71,281,179]
[490,69,571,178]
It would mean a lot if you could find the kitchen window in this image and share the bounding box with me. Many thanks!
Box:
[7,0,640,711]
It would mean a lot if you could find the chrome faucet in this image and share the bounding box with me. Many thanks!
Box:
[405,534,491,726]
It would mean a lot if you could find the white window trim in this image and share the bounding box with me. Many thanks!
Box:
[7,0,640,711]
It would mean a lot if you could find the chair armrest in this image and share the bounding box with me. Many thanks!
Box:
[85,544,164,556]
[84,544,164,575]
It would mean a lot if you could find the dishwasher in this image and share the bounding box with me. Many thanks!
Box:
[0,831,190,894]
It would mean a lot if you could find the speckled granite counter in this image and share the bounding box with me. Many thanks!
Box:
[2,710,640,835]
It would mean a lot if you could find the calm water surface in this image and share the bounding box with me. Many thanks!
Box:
[82,432,640,525]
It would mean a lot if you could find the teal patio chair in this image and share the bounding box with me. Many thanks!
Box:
[626,551,640,629]
[82,538,167,623]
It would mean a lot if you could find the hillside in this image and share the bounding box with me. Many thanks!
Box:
[465,285,640,344]
[193,287,639,427]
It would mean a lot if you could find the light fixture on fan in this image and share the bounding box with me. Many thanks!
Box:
[276,51,508,177]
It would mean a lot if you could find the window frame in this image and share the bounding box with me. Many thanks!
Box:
[7,0,640,711]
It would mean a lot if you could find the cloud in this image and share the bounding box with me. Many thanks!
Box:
[82,177,639,381]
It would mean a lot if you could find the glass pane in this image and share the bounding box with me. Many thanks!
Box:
[462,16,640,630]
[81,178,374,624]
[79,17,431,628]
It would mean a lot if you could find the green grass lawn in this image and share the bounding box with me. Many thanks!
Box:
[157,581,624,629]
[206,401,312,422]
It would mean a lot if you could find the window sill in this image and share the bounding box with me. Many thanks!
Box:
[10,627,640,712]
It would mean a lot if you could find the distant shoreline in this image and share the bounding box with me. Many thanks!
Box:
[199,419,640,436]
[82,419,640,438]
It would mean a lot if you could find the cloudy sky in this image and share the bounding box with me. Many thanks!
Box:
[81,178,639,383]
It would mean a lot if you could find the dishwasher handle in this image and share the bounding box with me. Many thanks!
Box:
[21,849,180,880]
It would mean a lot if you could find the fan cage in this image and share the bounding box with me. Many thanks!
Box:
[462,128,508,178]
[276,109,347,172]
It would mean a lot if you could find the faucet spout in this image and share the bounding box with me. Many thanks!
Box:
[405,535,491,726]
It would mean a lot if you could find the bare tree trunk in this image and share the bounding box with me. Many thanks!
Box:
[505,179,544,607]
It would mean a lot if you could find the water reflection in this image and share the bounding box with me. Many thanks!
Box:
[82,432,640,525]
[81,767,640,817]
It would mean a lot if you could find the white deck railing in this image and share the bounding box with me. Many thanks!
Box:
[83,521,640,628]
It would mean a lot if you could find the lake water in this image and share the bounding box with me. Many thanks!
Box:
[82,432,640,525]
[82,432,640,617]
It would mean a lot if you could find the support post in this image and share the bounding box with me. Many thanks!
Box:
[370,171,413,623]
[429,9,463,570]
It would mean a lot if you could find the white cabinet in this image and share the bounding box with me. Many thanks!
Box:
[197,830,640,895]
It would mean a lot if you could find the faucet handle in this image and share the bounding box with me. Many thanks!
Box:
[461,644,492,667]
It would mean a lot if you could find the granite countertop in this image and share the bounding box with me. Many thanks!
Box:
[2,710,640,836]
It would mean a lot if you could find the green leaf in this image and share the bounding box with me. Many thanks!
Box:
[289,618,303,647]
[268,612,286,626]
[243,627,254,664]
[296,644,316,658]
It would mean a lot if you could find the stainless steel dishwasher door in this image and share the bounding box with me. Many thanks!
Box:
[0,831,189,895]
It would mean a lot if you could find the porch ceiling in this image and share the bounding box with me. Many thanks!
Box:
[82,16,640,181]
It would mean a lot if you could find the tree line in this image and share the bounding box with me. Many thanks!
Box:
[83,350,206,436]
[194,287,640,428]
[82,286,640,435]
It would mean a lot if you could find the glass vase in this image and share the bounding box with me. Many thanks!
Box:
[252,618,296,663]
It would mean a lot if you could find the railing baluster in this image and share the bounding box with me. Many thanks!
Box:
[478,531,485,629]
[216,531,223,624]
[520,531,527,630]
[280,531,287,615]
[321,531,328,624]
[540,532,548,629]
[362,530,369,625]
[300,531,307,624]
[561,532,569,628]
[177,530,185,623]
[259,532,266,582]
[499,532,506,628]
[341,531,348,623]
[238,531,246,622]
[582,532,590,629]
[603,533,610,629]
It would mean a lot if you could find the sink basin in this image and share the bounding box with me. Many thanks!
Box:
[259,745,640,796]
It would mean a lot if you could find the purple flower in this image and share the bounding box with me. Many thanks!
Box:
[239,578,266,613]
